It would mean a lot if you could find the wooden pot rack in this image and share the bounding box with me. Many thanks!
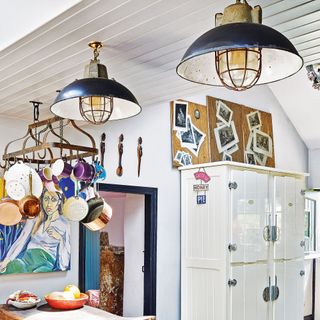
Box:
[1,116,98,167]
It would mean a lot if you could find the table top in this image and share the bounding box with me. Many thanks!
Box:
[0,304,155,320]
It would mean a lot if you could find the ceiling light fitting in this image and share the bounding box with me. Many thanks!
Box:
[51,41,141,125]
[176,0,303,91]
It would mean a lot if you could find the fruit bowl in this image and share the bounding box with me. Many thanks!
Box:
[45,293,88,310]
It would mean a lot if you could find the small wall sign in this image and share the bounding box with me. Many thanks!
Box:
[197,195,206,205]
[194,171,211,183]
[193,184,209,192]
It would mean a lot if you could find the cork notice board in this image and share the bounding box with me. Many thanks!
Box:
[207,96,275,167]
[170,100,210,167]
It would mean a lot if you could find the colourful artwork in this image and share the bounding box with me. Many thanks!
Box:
[0,189,71,275]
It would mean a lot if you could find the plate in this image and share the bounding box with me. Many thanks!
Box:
[8,298,41,309]
[6,180,26,200]
[5,162,43,198]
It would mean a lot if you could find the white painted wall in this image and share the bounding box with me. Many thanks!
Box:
[123,194,145,317]
[309,149,320,188]
[0,84,309,319]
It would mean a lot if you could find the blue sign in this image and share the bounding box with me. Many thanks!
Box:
[197,195,206,205]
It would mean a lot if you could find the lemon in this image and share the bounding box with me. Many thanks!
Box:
[64,285,80,299]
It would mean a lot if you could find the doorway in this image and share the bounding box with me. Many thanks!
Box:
[79,184,157,316]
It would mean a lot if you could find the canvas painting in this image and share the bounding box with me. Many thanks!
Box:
[0,188,71,275]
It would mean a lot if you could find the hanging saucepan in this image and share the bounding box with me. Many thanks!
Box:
[62,181,88,221]
[0,178,22,226]
[18,172,41,219]
[82,196,112,232]
[52,159,73,178]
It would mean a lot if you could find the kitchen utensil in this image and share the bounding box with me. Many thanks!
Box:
[59,177,75,199]
[6,180,26,200]
[18,171,41,219]
[93,161,106,182]
[45,181,61,193]
[4,162,43,198]
[52,175,59,184]
[45,293,88,310]
[73,159,95,181]
[0,178,22,226]
[52,159,73,178]
[39,167,53,181]
[62,181,88,221]
[82,197,112,231]
[137,137,143,177]
[100,132,106,167]
[116,134,124,177]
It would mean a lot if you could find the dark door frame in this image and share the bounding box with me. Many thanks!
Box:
[79,183,158,316]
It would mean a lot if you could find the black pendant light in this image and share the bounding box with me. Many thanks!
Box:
[51,41,141,125]
[176,0,304,91]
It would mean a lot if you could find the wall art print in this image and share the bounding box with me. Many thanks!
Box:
[0,188,71,275]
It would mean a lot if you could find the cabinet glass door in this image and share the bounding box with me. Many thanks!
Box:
[230,170,270,263]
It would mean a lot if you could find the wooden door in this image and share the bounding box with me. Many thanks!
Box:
[230,169,270,263]
[181,166,228,320]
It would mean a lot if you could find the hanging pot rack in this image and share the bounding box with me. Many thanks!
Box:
[1,116,98,167]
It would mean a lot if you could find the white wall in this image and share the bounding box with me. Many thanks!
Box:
[309,149,320,188]
[0,84,308,318]
[123,194,145,317]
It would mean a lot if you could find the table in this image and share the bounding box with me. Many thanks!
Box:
[0,304,155,320]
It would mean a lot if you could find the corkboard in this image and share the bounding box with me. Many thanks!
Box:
[170,100,210,167]
[207,96,275,168]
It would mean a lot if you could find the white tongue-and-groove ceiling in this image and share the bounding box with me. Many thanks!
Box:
[0,0,319,148]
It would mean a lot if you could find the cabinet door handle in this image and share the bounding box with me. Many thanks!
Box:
[228,279,237,287]
[300,270,305,277]
[228,243,237,252]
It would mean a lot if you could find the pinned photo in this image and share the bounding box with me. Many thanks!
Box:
[245,151,256,165]
[178,116,197,150]
[254,151,268,166]
[247,111,262,130]
[190,124,206,156]
[216,100,233,126]
[253,130,273,157]
[214,121,239,153]
[222,152,232,161]
[226,144,239,155]
[173,101,188,132]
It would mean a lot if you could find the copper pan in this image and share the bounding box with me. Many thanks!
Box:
[18,172,40,219]
[0,178,22,226]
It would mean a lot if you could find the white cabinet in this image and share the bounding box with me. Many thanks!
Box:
[181,162,306,320]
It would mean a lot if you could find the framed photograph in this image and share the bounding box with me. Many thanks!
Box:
[214,121,239,153]
[174,151,183,165]
[246,111,262,130]
[173,101,188,132]
[178,116,197,150]
[246,131,254,152]
[253,130,273,157]
[245,151,256,165]
[222,152,232,161]
[216,100,233,126]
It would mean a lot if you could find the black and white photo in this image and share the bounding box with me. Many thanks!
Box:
[253,130,272,157]
[216,100,233,126]
[222,152,232,161]
[254,150,267,166]
[173,101,188,132]
[226,144,239,155]
[174,151,183,164]
[179,116,197,149]
[245,151,256,165]
[190,124,206,156]
[247,111,262,130]
[214,121,239,153]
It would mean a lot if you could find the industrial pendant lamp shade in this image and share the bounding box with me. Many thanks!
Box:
[51,42,141,124]
[176,1,303,91]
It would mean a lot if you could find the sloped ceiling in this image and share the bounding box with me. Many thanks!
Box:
[0,0,319,148]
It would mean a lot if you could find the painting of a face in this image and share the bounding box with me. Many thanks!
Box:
[42,191,60,215]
